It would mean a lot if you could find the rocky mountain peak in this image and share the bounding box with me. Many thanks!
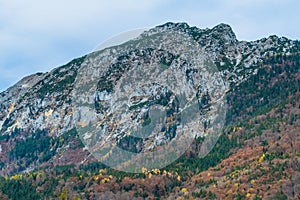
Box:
[0,22,297,136]
[0,22,299,176]
[155,22,237,43]
[211,23,237,42]
[156,22,189,30]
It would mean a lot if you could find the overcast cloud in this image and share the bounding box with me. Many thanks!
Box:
[0,0,299,91]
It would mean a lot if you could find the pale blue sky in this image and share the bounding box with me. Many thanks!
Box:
[0,0,299,92]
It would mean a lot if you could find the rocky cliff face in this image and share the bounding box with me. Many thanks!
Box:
[0,23,297,135]
[0,22,299,175]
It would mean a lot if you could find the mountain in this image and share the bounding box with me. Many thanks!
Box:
[0,22,299,199]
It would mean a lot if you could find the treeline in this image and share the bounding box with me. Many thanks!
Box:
[0,177,40,200]
[226,53,300,124]
[8,128,83,172]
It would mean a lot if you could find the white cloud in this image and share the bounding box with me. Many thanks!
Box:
[167,0,300,40]
[0,0,164,32]
[0,0,170,91]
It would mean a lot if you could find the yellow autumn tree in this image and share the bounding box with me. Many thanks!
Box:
[59,188,67,200]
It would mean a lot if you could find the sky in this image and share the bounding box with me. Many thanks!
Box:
[0,0,299,92]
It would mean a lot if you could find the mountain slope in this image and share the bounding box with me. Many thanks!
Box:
[0,22,299,199]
